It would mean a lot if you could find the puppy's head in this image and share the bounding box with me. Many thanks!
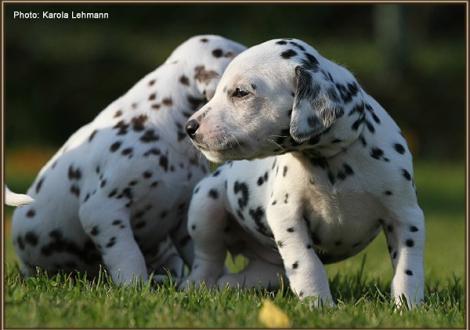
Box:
[186,38,364,163]
[166,35,246,101]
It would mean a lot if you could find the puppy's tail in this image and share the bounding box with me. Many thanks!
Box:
[4,185,34,206]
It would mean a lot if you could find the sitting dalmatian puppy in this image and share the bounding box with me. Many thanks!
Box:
[11,35,246,284]
[182,38,425,308]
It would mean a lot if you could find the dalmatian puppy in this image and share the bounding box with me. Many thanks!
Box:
[182,38,425,308]
[11,35,246,284]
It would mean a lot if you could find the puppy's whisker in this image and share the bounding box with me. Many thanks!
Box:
[267,137,286,151]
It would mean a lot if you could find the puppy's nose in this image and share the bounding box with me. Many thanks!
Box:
[185,119,200,139]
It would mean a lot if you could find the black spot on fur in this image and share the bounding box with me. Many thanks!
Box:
[70,185,80,197]
[281,49,297,59]
[276,40,287,45]
[370,147,384,160]
[283,166,288,177]
[179,75,190,86]
[212,48,223,58]
[121,148,133,156]
[68,165,82,180]
[159,155,169,171]
[131,114,148,132]
[106,237,116,248]
[143,148,161,157]
[110,141,122,152]
[234,181,249,210]
[25,231,38,246]
[402,169,412,181]
[394,143,406,154]
[107,189,117,198]
[88,130,98,142]
[208,189,219,199]
[36,177,45,194]
[405,239,415,247]
[113,120,129,135]
[302,53,320,71]
[140,129,159,143]
[289,41,305,51]
[249,206,272,237]
[90,226,99,236]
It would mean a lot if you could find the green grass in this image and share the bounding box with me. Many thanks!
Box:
[4,151,465,328]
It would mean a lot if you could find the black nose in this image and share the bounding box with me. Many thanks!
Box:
[185,119,200,138]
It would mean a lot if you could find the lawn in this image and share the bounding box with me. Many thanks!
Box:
[4,147,466,328]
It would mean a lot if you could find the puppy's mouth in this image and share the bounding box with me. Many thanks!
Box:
[190,133,249,163]
[194,138,242,153]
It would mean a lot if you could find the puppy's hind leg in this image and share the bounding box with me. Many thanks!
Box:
[180,178,228,289]
[382,205,425,308]
[79,192,148,285]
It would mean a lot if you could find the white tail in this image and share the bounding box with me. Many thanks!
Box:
[5,186,34,206]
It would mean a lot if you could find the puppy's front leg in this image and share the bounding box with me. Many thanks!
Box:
[79,193,148,284]
[266,204,334,307]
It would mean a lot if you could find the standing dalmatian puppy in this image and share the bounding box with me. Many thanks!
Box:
[182,38,425,308]
[11,35,246,284]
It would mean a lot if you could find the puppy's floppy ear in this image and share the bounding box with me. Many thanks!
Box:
[289,66,341,143]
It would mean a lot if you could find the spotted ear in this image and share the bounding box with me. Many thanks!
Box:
[289,66,341,143]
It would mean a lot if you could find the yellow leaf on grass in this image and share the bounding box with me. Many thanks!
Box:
[258,299,291,328]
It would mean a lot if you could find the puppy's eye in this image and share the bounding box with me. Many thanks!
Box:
[232,88,250,98]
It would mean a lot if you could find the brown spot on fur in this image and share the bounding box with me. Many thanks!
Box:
[194,65,218,84]
[162,98,173,106]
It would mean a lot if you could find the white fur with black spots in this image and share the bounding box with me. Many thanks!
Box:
[182,38,425,309]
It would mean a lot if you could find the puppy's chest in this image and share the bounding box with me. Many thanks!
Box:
[300,188,384,261]
[224,156,387,262]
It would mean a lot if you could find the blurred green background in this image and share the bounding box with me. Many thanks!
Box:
[3,3,466,310]
[4,3,466,159]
